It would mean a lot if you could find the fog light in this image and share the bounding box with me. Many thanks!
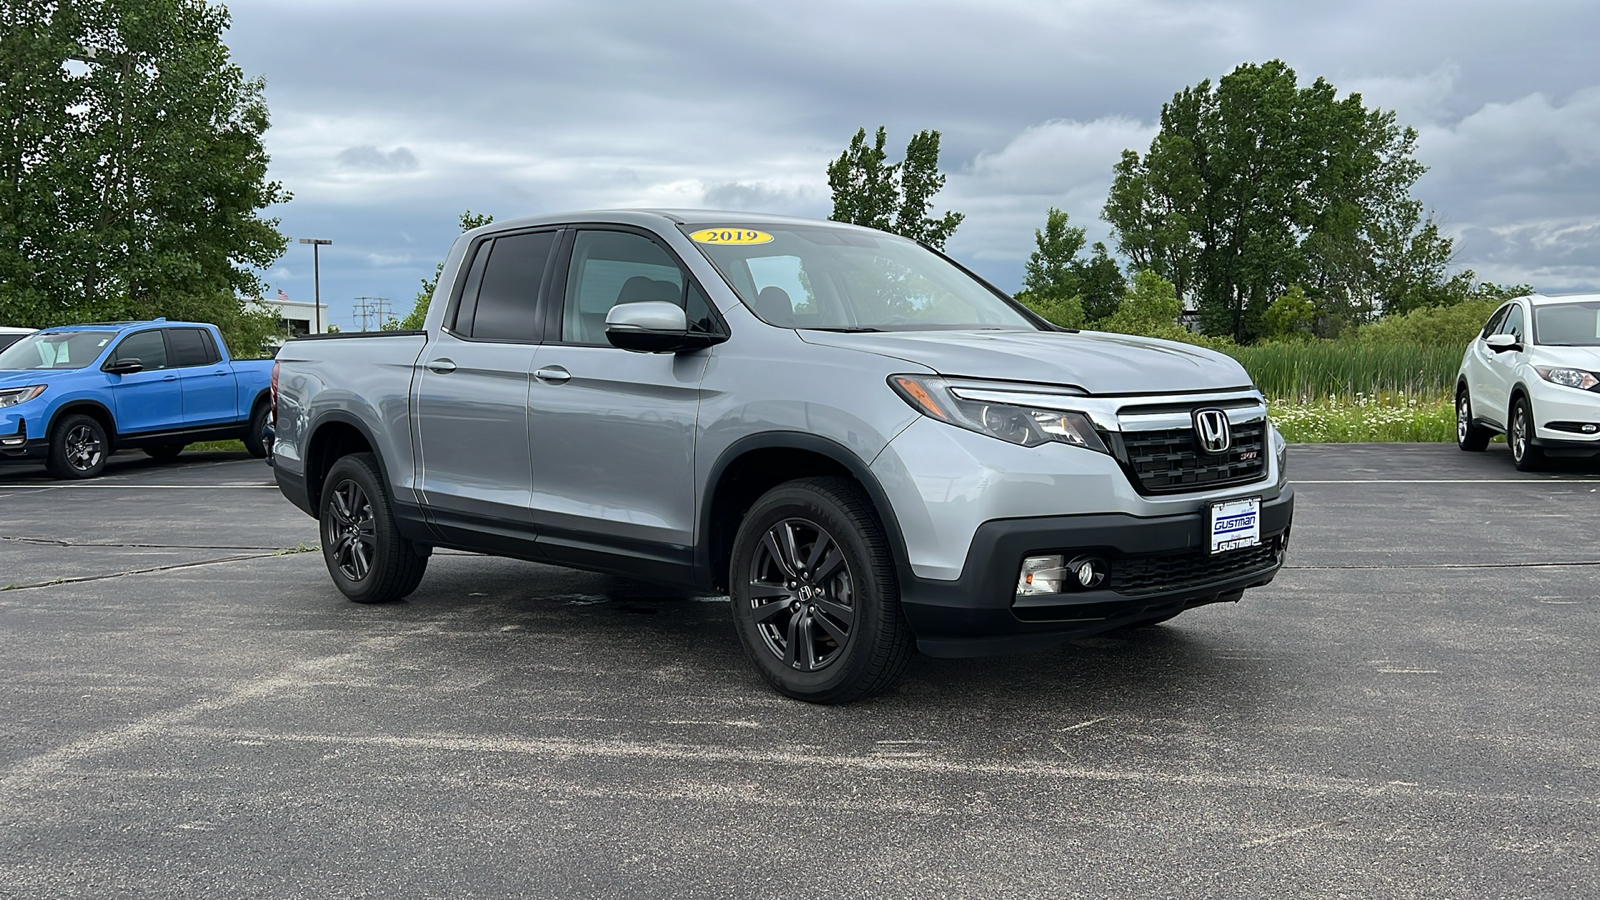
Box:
[1068,556,1106,588]
[1017,555,1065,596]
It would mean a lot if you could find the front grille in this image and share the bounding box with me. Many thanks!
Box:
[1107,539,1281,596]
[1116,419,1267,494]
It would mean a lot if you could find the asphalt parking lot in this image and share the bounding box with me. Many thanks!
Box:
[2,445,1597,898]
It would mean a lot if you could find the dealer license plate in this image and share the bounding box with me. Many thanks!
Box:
[1209,497,1261,554]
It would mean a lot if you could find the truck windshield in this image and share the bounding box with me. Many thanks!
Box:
[0,331,116,370]
[685,224,1039,331]
[1534,301,1600,346]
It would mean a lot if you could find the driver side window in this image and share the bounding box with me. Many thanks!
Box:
[1480,305,1509,339]
[561,230,717,344]
[1498,304,1525,343]
[110,330,169,370]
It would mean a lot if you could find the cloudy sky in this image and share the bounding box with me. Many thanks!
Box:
[225,0,1600,329]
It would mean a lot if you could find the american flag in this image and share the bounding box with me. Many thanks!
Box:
[277,288,290,301]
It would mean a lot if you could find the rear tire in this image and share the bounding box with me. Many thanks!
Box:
[1510,395,1544,471]
[46,414,108,479]
[1456,388,1490,452]
[728,476,914,704]
[319,453,428,603]
[243,402,270,459]
[143,444,185,461]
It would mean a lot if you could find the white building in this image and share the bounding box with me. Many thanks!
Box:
[251,295,331,341]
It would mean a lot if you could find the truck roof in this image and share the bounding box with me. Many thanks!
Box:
[467,208,889,237]
[36,318,213,334]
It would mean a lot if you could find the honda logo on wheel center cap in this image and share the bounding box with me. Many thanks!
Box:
[1193,408,1231,454]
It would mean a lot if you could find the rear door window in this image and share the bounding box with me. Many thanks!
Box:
[459,231,558,342]
[167,328,213,368]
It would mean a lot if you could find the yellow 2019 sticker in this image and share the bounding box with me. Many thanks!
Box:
[690,228,773,245]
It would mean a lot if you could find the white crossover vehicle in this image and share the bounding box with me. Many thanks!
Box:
[1457,293,1600,469]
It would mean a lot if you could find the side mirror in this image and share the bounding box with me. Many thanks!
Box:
[1485,333,1521,352]
[105,358,143,374]
[605,301,719,353]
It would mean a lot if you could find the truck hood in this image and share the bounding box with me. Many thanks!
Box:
[796,329,1253,394]
[0,368,79,389]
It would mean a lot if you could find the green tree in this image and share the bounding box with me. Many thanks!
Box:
[827,126,963,249]
[1016,209,1128,328]
[0,0,289,354]
[1076,242,1127,323]
[393,210,494,330]
[1353,279,1533,346]
[1098,269,1186,340]
[1017,207,1086,327]
[1263,285,1317,341]
[1103,60,1445,343]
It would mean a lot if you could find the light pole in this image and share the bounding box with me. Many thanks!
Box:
[298,238,332,333]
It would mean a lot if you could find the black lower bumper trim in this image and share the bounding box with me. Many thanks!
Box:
[0,436,50,463]
[900,488,1294,658]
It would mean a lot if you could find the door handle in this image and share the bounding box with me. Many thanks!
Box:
[534,366,571,384]
[213,371,229,377]
[162,375,178,382]
[426,358,457,374]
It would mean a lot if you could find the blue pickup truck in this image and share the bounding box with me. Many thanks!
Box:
[0,319,274,478]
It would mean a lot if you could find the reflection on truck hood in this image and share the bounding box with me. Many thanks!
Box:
[796,329,1253,395]
[0,369,70,388]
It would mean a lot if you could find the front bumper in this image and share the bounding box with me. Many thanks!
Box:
[901,488,1294,657]
[0,416,48,463]
[1530,382,1600,455]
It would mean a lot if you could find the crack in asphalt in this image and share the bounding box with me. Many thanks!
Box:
[0,549,313,593]
[2,535,285,552]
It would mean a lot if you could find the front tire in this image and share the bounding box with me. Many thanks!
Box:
[728,477,913,704]
[46,414,109,479]
[1456,388,1490,452]
[319,453,428,603]
[1509,395,1544,471]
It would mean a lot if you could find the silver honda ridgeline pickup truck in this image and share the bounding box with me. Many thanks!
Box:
[271,210,1293,703]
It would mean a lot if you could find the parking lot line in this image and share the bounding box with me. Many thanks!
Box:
[19,483,280,489]
[1296,478,1599,483]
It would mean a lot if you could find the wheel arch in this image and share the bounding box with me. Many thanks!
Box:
[302,412,391,515]
[1509,382,1534,413]
[697,432,909,595]
[48,400,118,447]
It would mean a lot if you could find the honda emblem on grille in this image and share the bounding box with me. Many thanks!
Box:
[1193,408,1231,454]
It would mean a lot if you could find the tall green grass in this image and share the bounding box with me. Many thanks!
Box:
[1224,342,1461,403]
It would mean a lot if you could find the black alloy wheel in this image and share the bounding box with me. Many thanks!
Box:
[318,453,428,603]
[1510,396,1544,471]
[1456,389,1490,452]
[46,414,108,479]
[748,517,858,673]
[324,477,378,583]
[729,477,913,704]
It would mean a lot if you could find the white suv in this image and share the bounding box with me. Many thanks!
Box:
[1457,293,1600,469]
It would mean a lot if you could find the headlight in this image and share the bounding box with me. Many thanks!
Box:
[1534,366,1599,390]
[889,374,1109,452]
[0,385,46,408]
[1271,423,1287,479]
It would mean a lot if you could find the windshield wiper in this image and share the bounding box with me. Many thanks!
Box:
[807,326,884,333]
